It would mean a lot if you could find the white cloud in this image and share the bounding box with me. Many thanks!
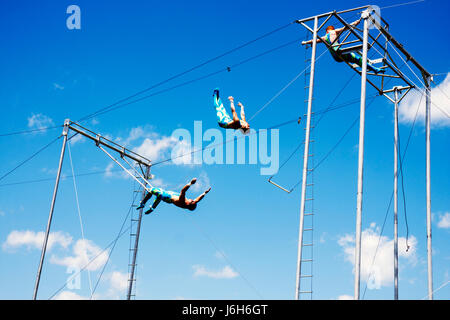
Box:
[108,271,128,292]
[337,223,417,290]
[2,230,72,252]
[189,171,210,193]
[53,291,87,300]
[50,239,109,271]
[437,212,450,229]
[27,113,55,132]
[53,83,65,90]
[399,73,450,127]
[192,265,238,279]
[336,294,353,300]
[134,135,178,162]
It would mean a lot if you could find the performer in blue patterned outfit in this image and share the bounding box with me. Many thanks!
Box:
[301,17,384,74]
[213,88,250,133]
[136,178,211,214]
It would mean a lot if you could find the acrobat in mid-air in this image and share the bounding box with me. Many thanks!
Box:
[136,178,211,214]
[213,88,250,133]
[301,17,384,74]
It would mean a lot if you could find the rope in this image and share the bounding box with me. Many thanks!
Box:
[150,117,300,167]
[0,135,62,183]
[48,190,140,299]
[77,22,295,123]
[84,37,303,121]
[362,91,424,299]
[67,140,94,296]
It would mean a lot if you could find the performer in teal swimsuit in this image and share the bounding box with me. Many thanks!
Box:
[136,178,211,214]
[213,89,250,133]
[302,17,384,74]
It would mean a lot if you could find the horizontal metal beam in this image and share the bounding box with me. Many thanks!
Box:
[67,121,152,167]
[295,5,371,24]
[367,13,431,79]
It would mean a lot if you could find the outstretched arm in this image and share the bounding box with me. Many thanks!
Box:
[180,178,197,198]
[301,36,325,46]
[335,17,362,35]
[193,187,211,204]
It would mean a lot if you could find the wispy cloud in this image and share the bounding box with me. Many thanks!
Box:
[2,230,72,252]
[27,113,55,132]
[50,239,109,271]
[53,83,65,90]
[192,265,239,279]
[437,212,450,229]
[399,73,450,128]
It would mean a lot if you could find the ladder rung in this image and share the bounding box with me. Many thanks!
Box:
[299,291,313,294]
[301,259,313,262]
[305,198,314,201]
[306,183,314,186]
[303,228,313,231]
[304,213,314,216]
[303,243,313,246]
[300,275,313,278]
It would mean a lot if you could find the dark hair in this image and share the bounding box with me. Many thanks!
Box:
[188,202,197,211]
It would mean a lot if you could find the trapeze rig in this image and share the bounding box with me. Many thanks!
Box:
[32,119,153,300]
[293,5,433,300]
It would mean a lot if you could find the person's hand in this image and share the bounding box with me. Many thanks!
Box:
[237,102,243,107]
[228,96,234,102]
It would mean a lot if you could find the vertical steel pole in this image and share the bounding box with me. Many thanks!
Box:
[393,88,399,300]
[354,13,369,300]
[295,15,318,300]
[127,166,151,300]
[425,76,433,300]
[33,119,70,300]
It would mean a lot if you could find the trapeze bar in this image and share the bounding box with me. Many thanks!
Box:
[67,122,151,167]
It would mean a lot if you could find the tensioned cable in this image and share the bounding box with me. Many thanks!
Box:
[77,22,295,123]
[150,117,301,167]
[0,135,62,183]
[48,190,140,299]
[82,37,304,121]
[67,140,94,297]
[0,125,62,137]
[362,91,424,299]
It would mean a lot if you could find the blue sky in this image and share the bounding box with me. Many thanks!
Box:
[0,0,449,300]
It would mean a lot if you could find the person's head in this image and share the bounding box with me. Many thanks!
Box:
[241,121,250,132]
[326,25,335,33]
[186,199,197,211]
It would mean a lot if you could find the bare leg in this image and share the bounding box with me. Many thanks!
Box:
[237,102,246,122]
[179,178,196,202]
[228,96,240,122]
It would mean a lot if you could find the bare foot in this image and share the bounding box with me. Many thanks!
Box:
[190,178,197,184]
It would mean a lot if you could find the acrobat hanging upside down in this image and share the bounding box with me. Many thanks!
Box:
[136,178,211,214]
[213,88,250,133]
